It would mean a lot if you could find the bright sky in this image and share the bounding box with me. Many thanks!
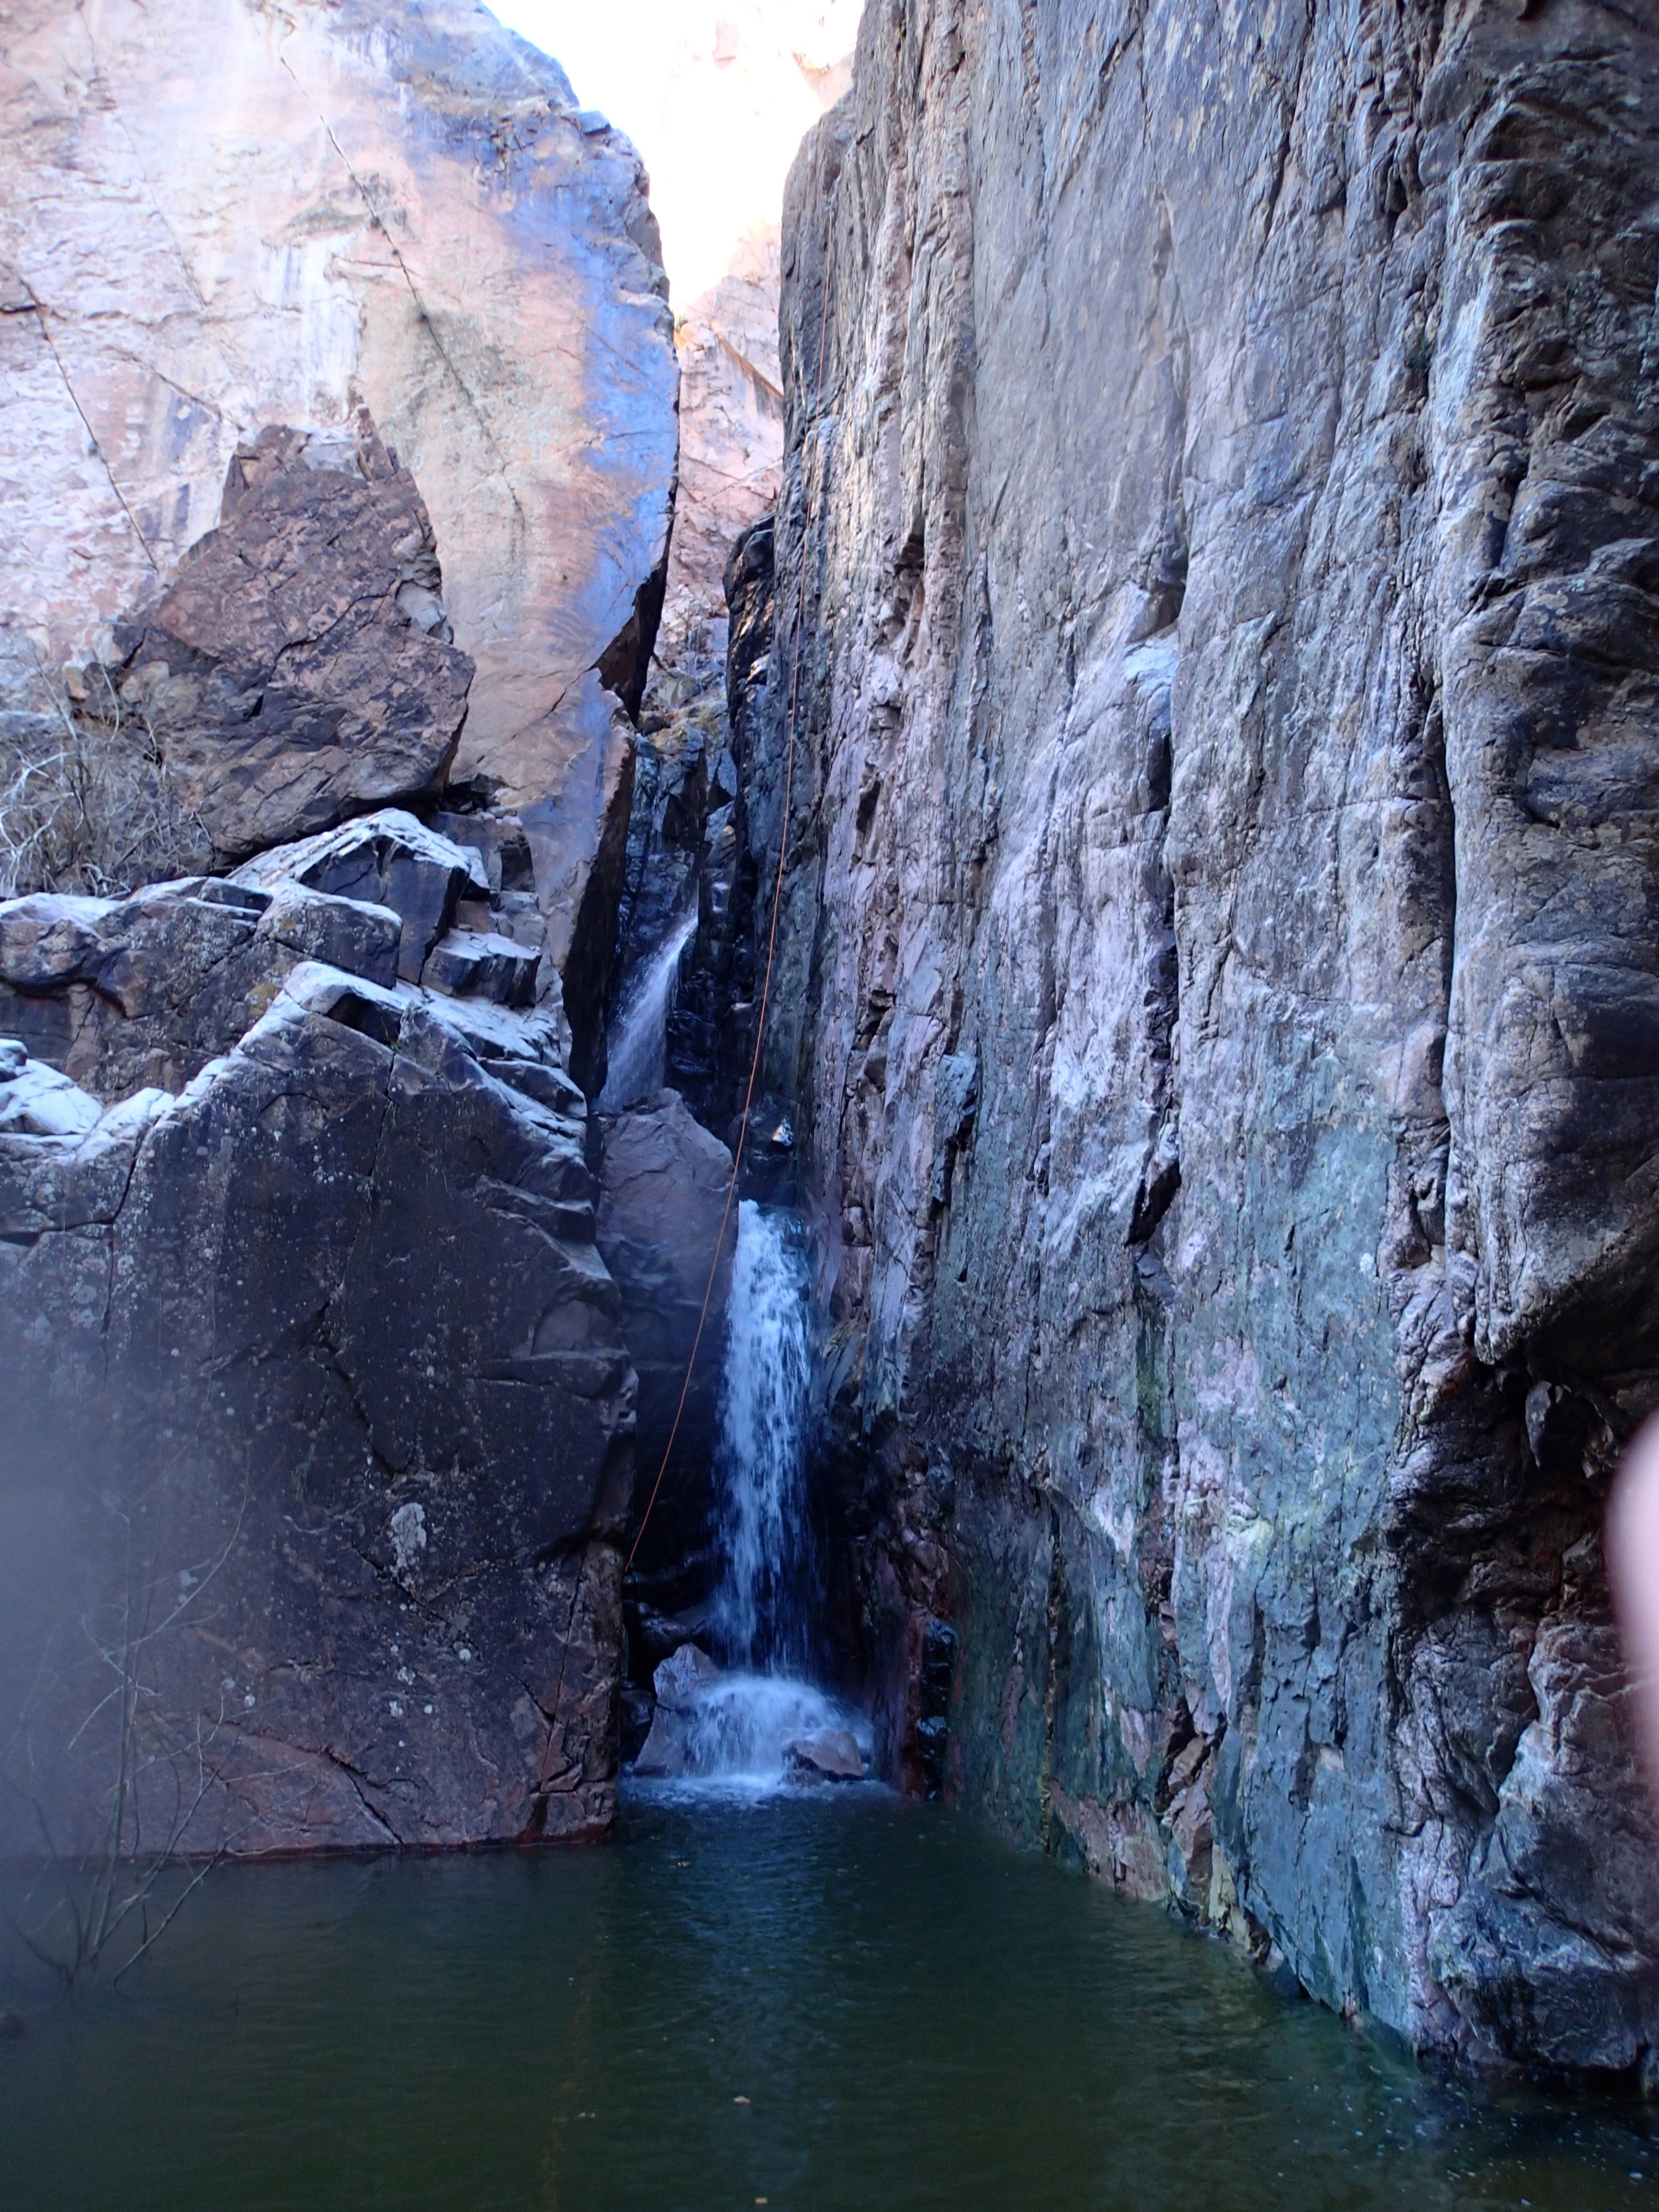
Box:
[487,0,861,305]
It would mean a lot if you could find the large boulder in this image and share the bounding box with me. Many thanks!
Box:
[101,415,474,862]
[0,876,632,1854]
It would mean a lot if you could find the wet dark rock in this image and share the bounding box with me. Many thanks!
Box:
[758,0,1659,2079]
[632,1643,724,1779]
[599,1091,736,1576]
[786,1729,863,1783]
[104,412,473,863]
[619,1681,655,1765]
[632,1601,717,1672]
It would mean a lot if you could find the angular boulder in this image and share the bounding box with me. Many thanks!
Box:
[632,1643,724,1778]
[102,415,474,861]
[786,1730,864,1784]
[0,893,636,1854]
[233,810,488,984]
[0,875,400,1101]
[421,928,541,1009]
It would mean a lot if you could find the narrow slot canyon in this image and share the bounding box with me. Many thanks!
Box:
[3,2,1659,2205]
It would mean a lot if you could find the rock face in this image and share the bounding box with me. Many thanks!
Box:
[0,842,632,1855]
[0,0,676,978]
[757,0,1659,2077]
[599,1092,737,1569]
[657,244,788,686]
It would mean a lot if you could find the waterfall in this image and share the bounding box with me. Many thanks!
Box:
[712,1202,814,1672]
[597,901,698,1112]
[632,1203,871,1790]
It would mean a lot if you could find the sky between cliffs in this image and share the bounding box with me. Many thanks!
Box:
[486,0,859,306]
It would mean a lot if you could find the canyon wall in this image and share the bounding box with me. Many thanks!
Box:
[0,0,678,1012]
[760,0,1659,2075]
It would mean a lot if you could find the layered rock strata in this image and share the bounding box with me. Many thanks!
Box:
[0,828,632,1855]
[759,0,1659,2077]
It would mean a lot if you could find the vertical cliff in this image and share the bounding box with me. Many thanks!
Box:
[760,0,1659,2075]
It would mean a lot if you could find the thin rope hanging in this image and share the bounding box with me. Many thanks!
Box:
[623,228,836,1580]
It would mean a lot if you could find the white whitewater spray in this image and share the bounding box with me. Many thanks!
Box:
[634,1202,869,1791]
[597,901,698,1112]
[713,1202,814,1672]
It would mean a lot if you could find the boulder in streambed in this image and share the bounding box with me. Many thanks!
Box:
[786,1731,865,1785]
[654,1642,725,1714]
[632,1643,724,1778]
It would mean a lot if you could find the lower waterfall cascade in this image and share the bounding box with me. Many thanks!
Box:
[713,1202,814,1674]
[632,1202,867,1791]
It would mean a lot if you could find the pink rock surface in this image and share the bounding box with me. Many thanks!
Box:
[0,0,678,942]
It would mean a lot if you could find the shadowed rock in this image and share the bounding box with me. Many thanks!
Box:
[0,870,633,1854]
[233,809,488,984]
[108,414,473,862]
[756,0,1659,2079]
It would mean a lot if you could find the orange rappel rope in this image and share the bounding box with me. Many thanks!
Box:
[622,248,834,1580]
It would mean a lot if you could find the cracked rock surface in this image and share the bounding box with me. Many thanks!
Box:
[753,0,1659,2077]
[106,414,474,863]
[0,849,632,1854]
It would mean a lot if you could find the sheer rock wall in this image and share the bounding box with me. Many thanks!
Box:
[761,0,1659,2075]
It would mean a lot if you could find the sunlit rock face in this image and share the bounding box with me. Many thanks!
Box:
[0,0,681,1856]
[0,0,677,935]
[758,0,1659,2078]
[656,237,786,690]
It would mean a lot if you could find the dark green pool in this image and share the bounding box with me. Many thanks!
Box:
[2,1786,1655,2211]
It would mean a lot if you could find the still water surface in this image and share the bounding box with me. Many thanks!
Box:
[3,1787,1656,2211]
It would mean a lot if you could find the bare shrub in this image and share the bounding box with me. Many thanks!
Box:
[0,651,212,901]
[2,1485,254,1993]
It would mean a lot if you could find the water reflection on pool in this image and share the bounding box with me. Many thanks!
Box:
[2,1787,1655,2211]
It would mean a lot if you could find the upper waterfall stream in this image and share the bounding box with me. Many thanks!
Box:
[597,901,699,1112]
